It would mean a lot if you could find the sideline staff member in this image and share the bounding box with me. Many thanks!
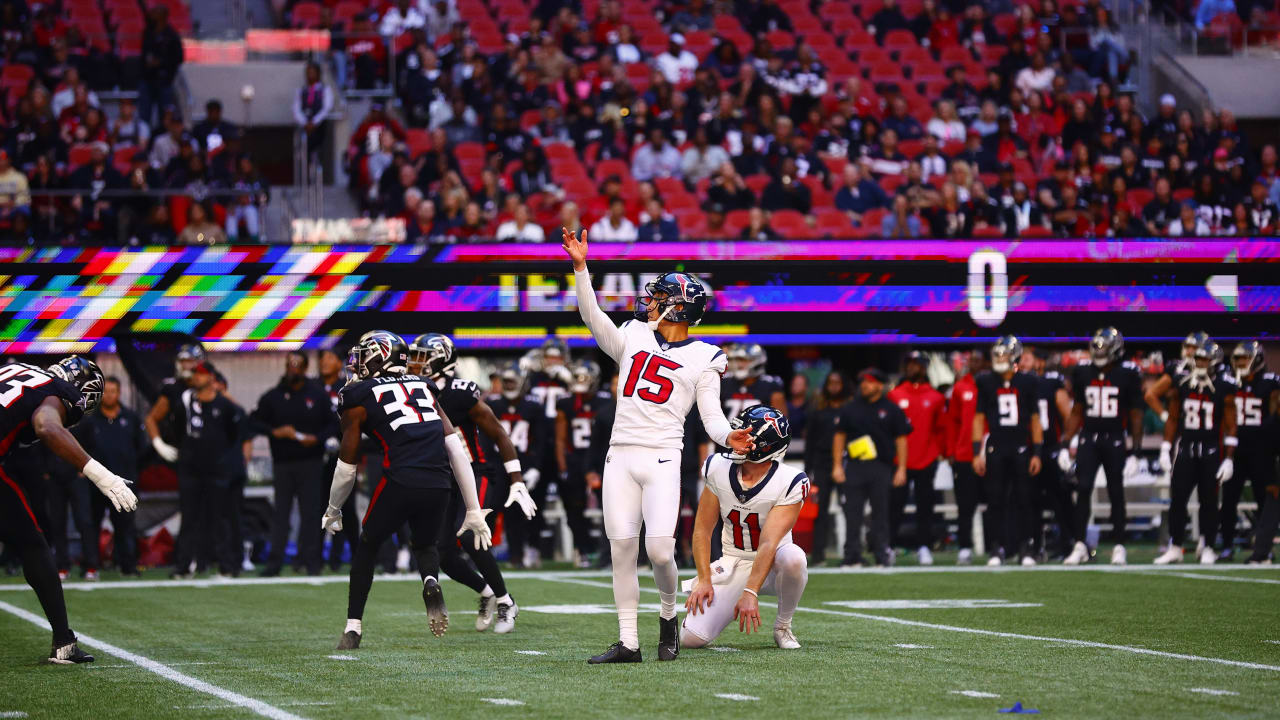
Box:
[831,368,912,567]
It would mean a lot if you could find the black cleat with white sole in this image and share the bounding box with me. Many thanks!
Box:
[588,641,642,664]
[657,616,679,661]
[49,640,94,664]
[422,577,449,637]
[336,631,361,650]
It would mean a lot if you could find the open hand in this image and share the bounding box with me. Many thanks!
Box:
[727,428,755,455]
[685,578,715,616]
[735,592,761,633]
[562,227,588,271]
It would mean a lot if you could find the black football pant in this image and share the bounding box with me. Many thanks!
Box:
[890,462,937,549]
[807,464,837,562]
[89,484,138,574]
[1,460,75,646]
[1247,482,1280,562]
[952,461,982,550]
[1169,443,1221,547]
[841,460,892,564]
[323,455,360,569]
[505,463,550,564]
[435,469,507,598]
[982,447,1036,557]
[348,481,448,620]
[48,474,98,573]
[1035,455,1076,553]
[1218,444,1275,549]
[1073,432,1127,544]
[561,462,594,557]
[173,469,238,575]
[265,458,325,575]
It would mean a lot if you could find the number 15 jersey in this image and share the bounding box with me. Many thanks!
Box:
[702,453,808,561]
[1070,361,1143,436]
[607,319,728,451]
[340,374,451,489]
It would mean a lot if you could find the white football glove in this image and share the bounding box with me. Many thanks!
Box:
[458,509,493,550]
[504,480,538,520]
[1158,441,1173,473]
[324,436,340,455]
[1123,454,1140,482]
[523,467,541,491]
[152,437,179,463]
[321,504,343,534]
[83,460,138,513]
[1056,448,1073,472]
[1216,458,1234,483]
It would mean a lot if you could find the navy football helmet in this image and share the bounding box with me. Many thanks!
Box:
[727,343,767,381]
[1232,340,1265,379]
[991,335,1022,374]
[1089,327,1124,365]
[568,359,601,394]
[499,363,528,401]
[350,331,408,379]
[174,342,206,380]
[633,272,710,326]
[408,333,457,379]
[48,356,104,414]
[728,405,791,464]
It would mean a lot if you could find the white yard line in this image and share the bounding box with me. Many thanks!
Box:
[531,576,1280,673]
[950,690,1000,698]
[714,694,759,702]
[0,600,308,720]
[1187,688,1240,696]
[2,564,1276,592]
[1141,571,1280,585]
[480,698,525,706]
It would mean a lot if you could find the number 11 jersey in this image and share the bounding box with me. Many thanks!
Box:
[1070,361,1143,436]
[702,453,808,561]
[340,374,451,489]
[608,320,727,451]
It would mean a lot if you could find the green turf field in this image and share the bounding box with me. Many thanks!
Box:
[1,562,1278,719]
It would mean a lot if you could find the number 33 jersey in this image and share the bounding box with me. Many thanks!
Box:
[609,320,727,451]
[702,453,808,561]
[340,374,451,489]
[1070,361,1143,436]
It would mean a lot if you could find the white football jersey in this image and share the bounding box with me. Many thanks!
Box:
[608,319,727,450]
[702,453,808,560]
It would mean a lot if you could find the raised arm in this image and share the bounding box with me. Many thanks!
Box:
[562,228,625,361]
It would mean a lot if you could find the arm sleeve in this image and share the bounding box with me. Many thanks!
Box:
[573,267,626,361]
[696,369,732,448]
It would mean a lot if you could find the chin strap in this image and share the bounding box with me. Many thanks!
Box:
[647,304,675,331]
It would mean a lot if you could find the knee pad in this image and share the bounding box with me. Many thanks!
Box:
[644,536,676,567]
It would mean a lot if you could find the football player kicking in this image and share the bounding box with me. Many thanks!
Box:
[323,332,493,649]
[408,333,537,634]
[683,406,809,650]
[0,357,136,664]
[563,227,754,664]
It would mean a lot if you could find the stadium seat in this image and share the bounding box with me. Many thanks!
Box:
[654,177,685,196]
[770,209,812,238]
[800,176,833,207]
[972,226,1005,238]
[882,29,918,49]
[1126,188,1154,209]
[112,145,137,175]
[404,129,432,158]
[862,208,888,228]
[1020,226,1054,238]
[766,29,796,49]
[544,143,576,162]
[595,158,631,182]
[745,174,771,197]
[815,208,853,237]
[725,208,750,232]
[291,1,322,28]
[455,142,486,163]
[67,144,94,170]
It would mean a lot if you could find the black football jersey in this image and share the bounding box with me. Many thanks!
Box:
[436,376,502,469]
[1174,373,1237,446]
[175,388,245,469]
[557,391,612,459]
[156,376,190,445]
[489,394,545,471]
[0,362,84,454]
[340,374,451,489]
[1036,370,1066,446]
[1232,371,1279,444]
[975,371,1040,449]
[1071,362,1143,435]
[721,376,784,419]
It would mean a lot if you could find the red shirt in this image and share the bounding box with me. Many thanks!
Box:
[888,382,946,470]
[944,373,980,462]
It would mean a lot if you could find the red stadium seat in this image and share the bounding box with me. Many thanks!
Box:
[725,209,750,233]
[561,177,598,200]
[544,143,576,161]
[745,174,771,196]
[940,45,975,65]
[821,154,848,177]
[882,29,918,48]
[291,1,322,28]
[770,209,815,238]
[1020,226,1054,238]
[404,129,432,157]
[0,64,33,97]
[595,158,631,182]
[654,177,684,196]
[815,208,853,237]
[1126,188,1154,209]
[972,226,1005,238]
[68,144,95,170]
[713,14,743,34]
[800,176,833,207]
[455,142,485,162]
[111,144,137,175]
[766,29,796,49]
[665,192,700,212]
[862,208,888,229]
[867,62,903,84]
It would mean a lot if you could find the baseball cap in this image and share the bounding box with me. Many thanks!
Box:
[904,350,928,366]
[858,367,887,384]
[1160,93,1176,107]
[1213,147,1229,160]
[670,33,685,45]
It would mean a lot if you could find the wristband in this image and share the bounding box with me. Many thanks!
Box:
[743,587,758,598]
[504,459,522,474]
[294,431,306,442]
[1031,443,1043,456]
[972,441,982,456]
[1224,436,1238,447]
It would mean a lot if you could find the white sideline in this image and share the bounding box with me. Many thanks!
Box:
[532,576,1280,673]
[2,563,1277,593]
[0,600,308,720]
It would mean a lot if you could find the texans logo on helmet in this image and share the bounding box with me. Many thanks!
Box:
[675,273,690,300]
[760,413,786,440]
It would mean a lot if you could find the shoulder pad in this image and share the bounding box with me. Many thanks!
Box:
[448,377,483,400]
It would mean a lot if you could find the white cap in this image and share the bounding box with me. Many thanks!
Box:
[670,33,685,45]
[1160,93,1176,106]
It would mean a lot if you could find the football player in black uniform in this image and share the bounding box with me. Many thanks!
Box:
[1154,341,1237,565]
[1058,327,1145,565]
[1222,341,1279,561]
[521,340,573,566]
[972,336,1044,566]
[323,332,492,649]
[144,342,206,464]
[1024,349,1075,559]
[556,359,609,567]
[410,333,537,635]
[0,356,136,663]
[319,349,360,571]
[1143,331,1210,427]
[489,363,548,571]
[721,344,786,419]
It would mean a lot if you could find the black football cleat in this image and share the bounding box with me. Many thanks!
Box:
[49,640,94,665]
[336,631,361,650]
[588,641,642,664]
[657,616,679,661]
[422,577,449,638]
